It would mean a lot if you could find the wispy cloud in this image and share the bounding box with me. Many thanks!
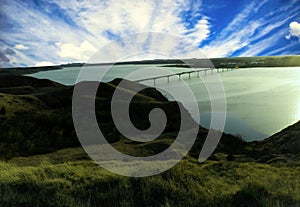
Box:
[202,0,300,57]
[1,0,212,66]
[0,0,299,67]
[14,44,29,50]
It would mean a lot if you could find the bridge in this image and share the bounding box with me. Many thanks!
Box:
[134,67,234,85]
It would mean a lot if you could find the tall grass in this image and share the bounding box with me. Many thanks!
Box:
[0,152,299,207]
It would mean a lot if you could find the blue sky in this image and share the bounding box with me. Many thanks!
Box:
[0,0,300,67]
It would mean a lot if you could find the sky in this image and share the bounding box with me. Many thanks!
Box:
[0,0,300,67]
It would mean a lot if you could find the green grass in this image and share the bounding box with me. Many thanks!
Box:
[1,75,299,206]
[1,147,299,207]
[0,93,43,117]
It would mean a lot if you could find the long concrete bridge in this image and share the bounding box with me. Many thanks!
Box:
[135,67,234,85]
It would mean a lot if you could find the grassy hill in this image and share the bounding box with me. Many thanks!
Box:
[1,152,299,207]
[0,75,243,159]
[0,75,299,206]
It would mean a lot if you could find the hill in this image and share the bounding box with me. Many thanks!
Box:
[0,75,246,160]
[0,75,299,206]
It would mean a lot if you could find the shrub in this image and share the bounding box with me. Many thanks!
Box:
[0,106,6,115]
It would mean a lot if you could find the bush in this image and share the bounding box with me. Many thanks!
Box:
[0,106,6,115]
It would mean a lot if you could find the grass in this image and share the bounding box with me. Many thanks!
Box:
[0,93,43,117]
[1,75,299,206]
[1,147,299,207]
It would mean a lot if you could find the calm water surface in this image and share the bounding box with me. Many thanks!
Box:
[29,65,300,141]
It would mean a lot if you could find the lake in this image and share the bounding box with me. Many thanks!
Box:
[29,65,300,141]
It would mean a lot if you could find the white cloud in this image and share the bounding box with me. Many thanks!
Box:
[47,0,210,61]
[2,0,212,65]
[35,61,55,67]
[56,40,97,61]
[2,0,298,66]
[14,44,29,50]
[185,18,210,46]
[286,21,300,41]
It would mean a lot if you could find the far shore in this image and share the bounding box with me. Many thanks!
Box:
[1,55,299,75]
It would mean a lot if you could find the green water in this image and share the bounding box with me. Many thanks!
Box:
[29,66,300,141]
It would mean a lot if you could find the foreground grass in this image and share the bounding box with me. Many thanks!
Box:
[0,148,299,207]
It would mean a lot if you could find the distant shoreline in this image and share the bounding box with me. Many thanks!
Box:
[0,55,299,75]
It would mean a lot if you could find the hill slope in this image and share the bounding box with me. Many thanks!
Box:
[0,75,299,161]
[0,75,299,206]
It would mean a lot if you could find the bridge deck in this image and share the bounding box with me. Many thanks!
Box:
[134,67,233,84]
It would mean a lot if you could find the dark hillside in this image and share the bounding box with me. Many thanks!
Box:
[0,75,299,163]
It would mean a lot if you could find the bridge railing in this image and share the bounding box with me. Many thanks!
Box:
[134,67,234,85]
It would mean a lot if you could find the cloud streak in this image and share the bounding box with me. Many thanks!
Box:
[0,0,299,67]
[14,44,29,50]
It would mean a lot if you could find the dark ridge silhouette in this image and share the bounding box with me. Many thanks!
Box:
[0,75,298,163]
